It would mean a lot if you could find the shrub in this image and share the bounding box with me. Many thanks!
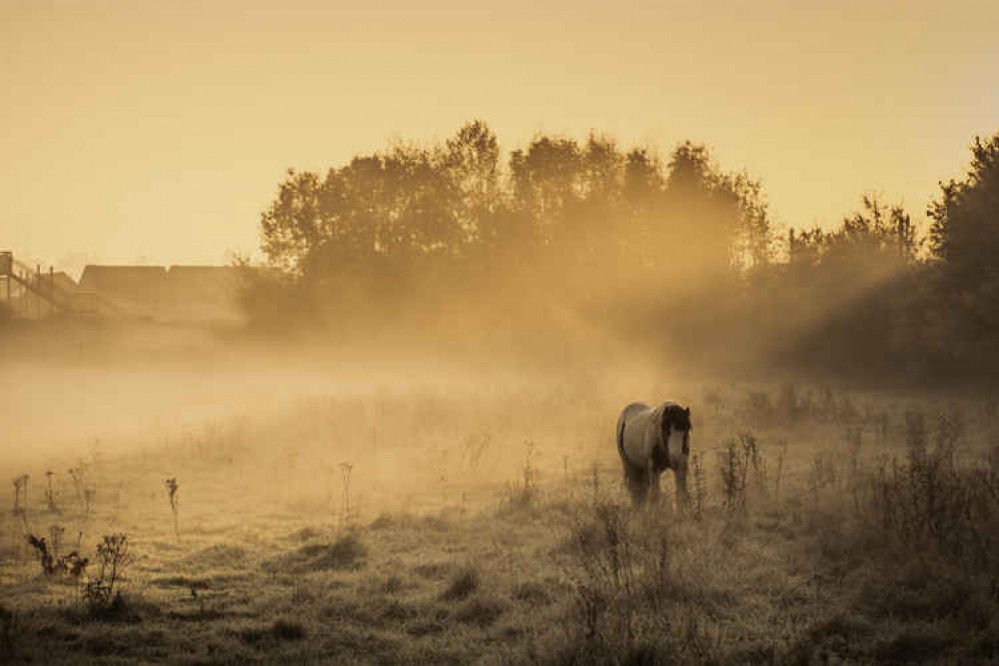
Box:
[264,533,367,573]
[440,567,480,601]
[716,432,770,511]
[455,597,506,627]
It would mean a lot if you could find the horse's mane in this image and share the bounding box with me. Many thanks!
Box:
[663,403,692,432]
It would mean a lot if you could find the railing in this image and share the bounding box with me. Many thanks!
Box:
[6,258,75,313]
[1,255,117,318]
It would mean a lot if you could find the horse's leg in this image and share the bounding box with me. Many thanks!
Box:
[674,457,690,509]
[648,460,661,506]
[624,462,646,505]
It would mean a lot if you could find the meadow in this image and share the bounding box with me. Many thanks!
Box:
[3,364,998,665]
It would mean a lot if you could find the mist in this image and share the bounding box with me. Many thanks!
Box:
[2,125,998,663]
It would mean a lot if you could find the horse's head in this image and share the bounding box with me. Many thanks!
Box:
[661,404,692,457]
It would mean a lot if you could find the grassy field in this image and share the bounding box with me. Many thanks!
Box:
[2,380,999,664]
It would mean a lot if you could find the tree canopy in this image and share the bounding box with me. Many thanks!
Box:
[249,124,999,382]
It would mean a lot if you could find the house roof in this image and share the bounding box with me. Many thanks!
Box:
[165,266,240,295]
[75,264,244,320]
[78,265,168,303]
[52,271,77,293]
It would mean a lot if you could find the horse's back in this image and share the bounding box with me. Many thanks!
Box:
[617,402,656,465]
[618,402,653,427]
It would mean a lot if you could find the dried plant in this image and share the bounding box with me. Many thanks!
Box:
[691,453,706,521]
[43,471,61,514]
[77,488,95,549]
[26,532,87,577]
[718,440,747,515]
[12,475,29,517]
[11,475,31,557]
[164,477,180,541]
[773,438,788,505]
[83,533,133,609]
[68,464,87,505]
[338,462,354,528]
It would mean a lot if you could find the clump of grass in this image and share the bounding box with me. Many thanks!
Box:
[271,618,306,641]
[383,576,404,594]
[560,502,712,663]
[368,513,450,532]
[234,618,306,645]
[149,575,212,590]
[500,441,538,513]
[412,562,455,580]
[808,450,838,499]
[283,526,322,542]
[904,410,928,455]
[455,597,506,627]
[855,412,997,564]
[440,566,480,601]
[511,581,552,605]
[181,544,248,569]
[0,604,19,658]
[264,533,367,573]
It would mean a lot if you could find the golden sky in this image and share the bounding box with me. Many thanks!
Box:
[2,0,996,273]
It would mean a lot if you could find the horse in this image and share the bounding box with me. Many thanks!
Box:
[616,401,692,506]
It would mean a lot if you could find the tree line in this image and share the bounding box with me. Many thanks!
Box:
[246,121,999,383]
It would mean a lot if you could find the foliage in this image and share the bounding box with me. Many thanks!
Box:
[247,124,999,382]
[248,121,773,353]
[926,132,999,369]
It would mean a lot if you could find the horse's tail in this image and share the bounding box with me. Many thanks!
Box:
[616,415,628,462]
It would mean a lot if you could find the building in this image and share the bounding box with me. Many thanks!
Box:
[77,264,243,322]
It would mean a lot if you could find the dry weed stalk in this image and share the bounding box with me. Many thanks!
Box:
[44,470,61,514]
[164,477,180,541]
[76,488,95,549]
[591,463,600,505]
[338,462,354,528]
[68,464,86,505]
[691,453,706,521]
[523,440,536,500]
[11,475,31,560]
[773,438,788,505]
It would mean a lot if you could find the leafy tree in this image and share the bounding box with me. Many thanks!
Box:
[250,122,780,359]
[927,132,999,365]
[929,133,999,278]
[660,141,772,277]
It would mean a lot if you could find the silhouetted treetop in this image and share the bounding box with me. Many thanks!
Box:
[929,133,999,276]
